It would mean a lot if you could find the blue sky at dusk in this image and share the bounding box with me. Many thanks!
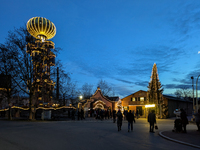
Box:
[1,0,200,98]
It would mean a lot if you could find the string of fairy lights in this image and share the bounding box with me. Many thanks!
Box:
[0,106,76,112]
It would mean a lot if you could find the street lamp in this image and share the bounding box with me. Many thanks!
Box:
[191,76,194,113]
[196,75,200,113]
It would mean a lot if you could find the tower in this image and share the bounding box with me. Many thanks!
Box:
[26,17,56,106]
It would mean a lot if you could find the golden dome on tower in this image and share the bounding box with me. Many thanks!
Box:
[27,17,56,40]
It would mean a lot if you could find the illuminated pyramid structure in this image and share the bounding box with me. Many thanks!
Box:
[26,17,56,105]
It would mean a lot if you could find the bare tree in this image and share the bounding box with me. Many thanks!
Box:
[174,87,192,100]
[97,79,112,96]
[81,83,93,99]
[3,27,37,119]
[0,44,19,120]
[174,89,182,98]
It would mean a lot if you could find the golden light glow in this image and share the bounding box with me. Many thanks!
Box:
[145,104,155,108]
[0,88,11,91]
[27,17,56,40]
[93,103,104,109]
[0,105,76,111]
[94,100,105,105]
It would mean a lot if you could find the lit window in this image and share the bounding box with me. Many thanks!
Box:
[140,97,144,101]
[132,97,135,101]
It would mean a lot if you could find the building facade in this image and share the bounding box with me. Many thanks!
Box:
[79,89,193,118]
[122,90,193,118]
[80,87,119,113]
[121,90,148,117]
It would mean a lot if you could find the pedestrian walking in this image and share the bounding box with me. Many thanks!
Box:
[126,110,135,132]
[123,110,128,120]
[148,110,156,133]
[117,110,123,131]
[180,108,188,133]
[194,109,200,131]
[113,110,116,123]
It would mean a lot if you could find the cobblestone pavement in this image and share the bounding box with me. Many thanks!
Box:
[0,118,198,150]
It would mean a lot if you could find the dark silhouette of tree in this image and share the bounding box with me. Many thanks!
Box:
[0,44,19,120]
[97,79,113,96]
[147,63,164,118]
[174,87,192,100]
[81,83,93,99]
[2,27,37,119]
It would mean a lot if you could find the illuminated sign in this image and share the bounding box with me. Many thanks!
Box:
[145,104,155,108]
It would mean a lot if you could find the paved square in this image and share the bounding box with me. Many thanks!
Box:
[0,118,197,150]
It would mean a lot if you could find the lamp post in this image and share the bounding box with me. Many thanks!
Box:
[191,76,194,113]
[196,75,200,113]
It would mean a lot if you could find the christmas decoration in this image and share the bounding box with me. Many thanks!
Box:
[147,63,164,118]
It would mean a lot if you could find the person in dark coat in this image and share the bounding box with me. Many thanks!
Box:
[126,110,135,132]
[113,110,116,123]
[148,110,156,133]
[123,110,128,120]
[180,109,188,133]
[117,110,123,131]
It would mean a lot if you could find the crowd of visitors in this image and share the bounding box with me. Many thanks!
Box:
[68,107,200,133]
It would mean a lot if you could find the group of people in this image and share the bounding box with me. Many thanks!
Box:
[115,109,157,133]
[116,110,136,132]
[94,109,111,120]
[173,108,200,133]
[71,107,200,134]
[70,109,85,120]
[89,109,111,120]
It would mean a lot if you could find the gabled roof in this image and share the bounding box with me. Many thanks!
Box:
[91,87,114,103]
[121,90,147,99]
